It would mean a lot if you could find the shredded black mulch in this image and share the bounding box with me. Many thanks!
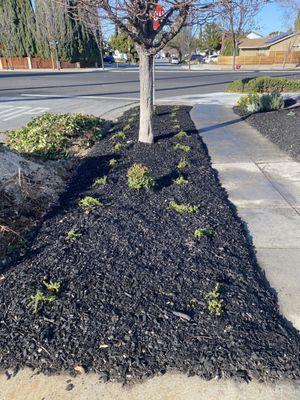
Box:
[0,106,299,383]
[234,106,300,161]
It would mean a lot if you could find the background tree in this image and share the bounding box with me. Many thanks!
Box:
[74,0,216,144]
[202,22,222,54]
[0,2,16,65]
[217,0,265,70]
[0,0,36,57]
[109,32,135,62]
[35,0,101,65]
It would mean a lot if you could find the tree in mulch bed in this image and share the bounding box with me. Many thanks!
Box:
[0,106,299,385]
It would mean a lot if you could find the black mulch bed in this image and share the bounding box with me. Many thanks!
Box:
[0,106,299,383]
[234,105,300,161]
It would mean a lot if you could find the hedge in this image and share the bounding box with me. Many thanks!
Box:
[226,76,300,93]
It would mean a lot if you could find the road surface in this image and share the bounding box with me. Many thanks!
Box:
[0,62,299,131]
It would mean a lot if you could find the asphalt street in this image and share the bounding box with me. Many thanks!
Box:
[0,62,300,131]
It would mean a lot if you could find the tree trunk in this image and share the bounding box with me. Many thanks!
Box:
[138,50,154,144]
[232,38,236,71]
[232,47,236,71]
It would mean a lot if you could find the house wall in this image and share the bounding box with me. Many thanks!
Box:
[270,33,300,51]
[239,32,300,57]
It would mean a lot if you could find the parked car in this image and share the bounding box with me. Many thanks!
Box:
[103,55,115,64]
[170,56,180,64]
[190,54,205,63]
[204,54,218,63]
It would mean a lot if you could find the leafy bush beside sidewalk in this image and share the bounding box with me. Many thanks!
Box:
[227,76,300,93]
[7,113,110,158]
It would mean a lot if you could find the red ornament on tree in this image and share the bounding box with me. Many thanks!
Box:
[153,4,164,31]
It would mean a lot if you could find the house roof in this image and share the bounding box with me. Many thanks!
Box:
[239,31,299,49]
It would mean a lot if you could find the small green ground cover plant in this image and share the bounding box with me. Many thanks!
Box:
[29,280,61,313]
[227,76,300,93]
[114,142,123,152]
[7,113,108,158]
[169,201,199,214]
[79,196,103,210]
[109,158,117,167]
[174,176,188,186]
[127,163,154,190]
[177,157,189,170]
[111,131,126,141]
[93,176,107,187]
[175,130,189,139]
[205,283,224,316]
[174,143,191,152]
[194,227,215,239]
[66,228,82,241]
[123,124,131,131]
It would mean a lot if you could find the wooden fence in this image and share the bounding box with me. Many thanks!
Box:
[0,56,82,70]
[218,51,300,66]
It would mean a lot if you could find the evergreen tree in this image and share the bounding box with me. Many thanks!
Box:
[0,0,36,57]
[35,0,101,64]
[202,23,222,53]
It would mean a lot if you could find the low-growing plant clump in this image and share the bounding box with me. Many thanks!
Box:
[227,76,300,93]
[92,176,107,187]
[175,130,189,138]
[111,131,126,141]
[66,228,82,241]
[174,143,191,152]
[194,227,215,239]
[109,158,117,167]
[174,176,188,186]
[79,196,103,210]
[237,93,284,113]
[169,200,199,213]
[205,283,224,316]
[29,280,61,313]
[177,157,189,170]
[127,163,154,190]
[7,113,109,158]
[114,142,123,152]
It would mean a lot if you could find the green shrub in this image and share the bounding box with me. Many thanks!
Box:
[79,196,103,210]
[237,94,260,112]
[175,130,189,138]
[127,163,154,190]
[174,143,191,152]
[66,228,82,241]
[227,76,300,93]
[169,201,199,213]
[259,93,284,111]
[7,113,108,158]
[205,283,224,316]
[177,157,189,170]
[93,176,107,187]
[109,158,117,167]
[174,176,188,185]
[237,93,284,113]
[194,227,215,239]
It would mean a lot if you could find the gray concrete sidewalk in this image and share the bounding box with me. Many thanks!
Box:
[191,104,300,331]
